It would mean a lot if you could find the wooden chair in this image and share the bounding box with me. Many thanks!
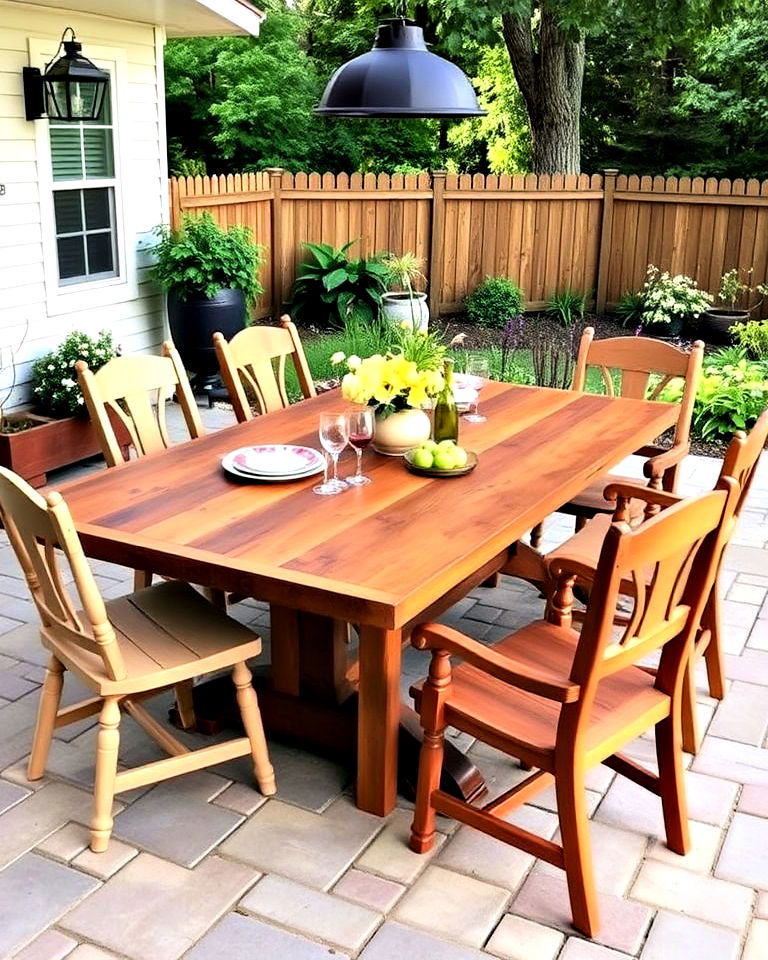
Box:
[528,328,704,548]
[0,467,276,853]
[213,314,316,422]
[545,408,768,753]
[408,480,737,937]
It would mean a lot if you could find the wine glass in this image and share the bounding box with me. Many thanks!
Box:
[463,356,490,423]
[346,407,374,486]
[314,413,349,495]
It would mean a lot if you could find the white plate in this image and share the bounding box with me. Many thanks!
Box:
[228,444,325,476]
[221,452,325,483]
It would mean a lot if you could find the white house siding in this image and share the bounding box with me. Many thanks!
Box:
[0,1,168,411]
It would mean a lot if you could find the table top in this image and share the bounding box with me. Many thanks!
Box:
[61,383,678,629]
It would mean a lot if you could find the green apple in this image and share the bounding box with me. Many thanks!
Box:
[433,448,458,470]
[421,439,438,452]
[411,447,434,469]
[452,446,469,467]
[437,439,456,448]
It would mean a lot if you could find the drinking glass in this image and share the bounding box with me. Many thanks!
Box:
[346,408,375,486]
[314,413,349,495]
[464,356,490,423]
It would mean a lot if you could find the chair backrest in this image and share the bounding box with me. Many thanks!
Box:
[76,341,203,466]
[0,468,126,681]
[551,479,738,740]
[719,407,768,519]
[213,314,316,422]
[572,327,704,447]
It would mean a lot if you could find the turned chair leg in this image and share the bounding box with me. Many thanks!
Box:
[655,713,690,856]
[133,569,153,591]
[702,591,726,701]
[681,662,700,755]
[27,655,65,781]
[409,723,445,854]
[530,522,544,550]
[174,680,197,730]
[90,697,121,853]
[232,661,276,795]
[555,763,599,938]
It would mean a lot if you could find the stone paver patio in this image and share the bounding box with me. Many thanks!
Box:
[0,403,766,960]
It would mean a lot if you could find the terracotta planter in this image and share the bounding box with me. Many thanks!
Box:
[698,308,749,345]
[0,413,128,488]
[372,407,431,456]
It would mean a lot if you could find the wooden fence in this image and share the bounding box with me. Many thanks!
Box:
[169,169,768,321]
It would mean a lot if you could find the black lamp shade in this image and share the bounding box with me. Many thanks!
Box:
[316,19,484,119]
[44,40,109,121]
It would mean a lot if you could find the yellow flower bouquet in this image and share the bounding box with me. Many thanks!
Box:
[331,322,446,416]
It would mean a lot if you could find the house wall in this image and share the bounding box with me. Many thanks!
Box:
[0,1,168,411]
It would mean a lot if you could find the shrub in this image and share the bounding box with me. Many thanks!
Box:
[732,319,768,361]
[658,346,768,441]
[465,276,524,329]
[151,212,263,303]
[545,288,586,328]
[640,265,712,329]
[290,240,388,329]
[615,290,645,328]
[32,330,116,418]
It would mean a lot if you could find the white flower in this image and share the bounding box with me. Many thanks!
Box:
[77,396,84,404]
[61,377,76,388]
[330,351,346,366]
[347,355,361,370]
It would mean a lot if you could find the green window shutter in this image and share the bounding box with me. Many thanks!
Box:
[50,128,83,180]
[83,128,114,179]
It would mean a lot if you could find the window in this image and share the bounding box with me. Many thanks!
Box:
[49,79,118,285]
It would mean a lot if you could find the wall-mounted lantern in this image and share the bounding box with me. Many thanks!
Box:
[23,27,109,122]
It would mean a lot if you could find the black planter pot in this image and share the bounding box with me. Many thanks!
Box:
[167,288,246,384]
[698,308,749,345]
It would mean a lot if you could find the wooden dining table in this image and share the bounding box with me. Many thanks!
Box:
[60,381,678,816]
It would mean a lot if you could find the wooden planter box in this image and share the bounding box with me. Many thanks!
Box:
[0,413,128,488]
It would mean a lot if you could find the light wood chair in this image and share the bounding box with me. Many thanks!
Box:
[528,328,704,549]
[409,480,737,937]
[545,408,768,753]
[213,314,316,422]
[0,466,276,853]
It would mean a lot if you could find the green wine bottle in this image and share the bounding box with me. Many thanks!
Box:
[433,358,459,443]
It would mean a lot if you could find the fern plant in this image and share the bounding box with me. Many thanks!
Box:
[290,240,388,329]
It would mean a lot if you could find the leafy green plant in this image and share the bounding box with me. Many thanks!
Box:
[716,268,768,311]
[151,212,263,303]
[32,331,116,418]
[733,319,768,360]
[545,288,587,327]
[615,290,645,328]
[640,265,713,329]
[290,240,388,329]
[382,251,426,295]
[465,276,524,329]
[658,346,768,440]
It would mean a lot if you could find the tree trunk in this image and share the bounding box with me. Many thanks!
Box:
[502,6,585,175]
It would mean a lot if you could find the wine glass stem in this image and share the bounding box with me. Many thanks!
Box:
[355,449,362,478]
[332,453,340,482]
[322,455,329,485]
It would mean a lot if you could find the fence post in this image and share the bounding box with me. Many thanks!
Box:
[595,168,619,316]
[266,167,285,318]
[428,170,447,318]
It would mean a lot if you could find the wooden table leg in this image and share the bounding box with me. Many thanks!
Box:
[356,624,402,816]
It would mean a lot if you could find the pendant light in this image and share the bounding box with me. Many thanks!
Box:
[23,27,109,122]
[315,18,484,119]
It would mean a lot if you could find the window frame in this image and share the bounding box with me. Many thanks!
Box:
[29,38,138,316]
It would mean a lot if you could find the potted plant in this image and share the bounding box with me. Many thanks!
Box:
[638,265,713,339]
[0,330,126,487]
[699,269,768,344]
[382,252,429,331]
[331,323,446,455]
[151,212,264,383]
[290,240,388,330]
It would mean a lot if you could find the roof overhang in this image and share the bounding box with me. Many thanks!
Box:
[15,0,265,37]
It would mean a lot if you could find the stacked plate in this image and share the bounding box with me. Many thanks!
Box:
[222,444,325,483]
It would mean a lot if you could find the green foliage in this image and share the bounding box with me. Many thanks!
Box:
[290,240,388,329]
[545,288,587,327]
[465,276,524,328]
[614,290,646,327]
[658,346,768,440]
[733,319,768,360]
[32,331,115,418]
[382,252,426,293]
[151,212,263,303]
[640,265,712,327]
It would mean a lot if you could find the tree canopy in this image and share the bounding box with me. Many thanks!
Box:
[164,0,768,178]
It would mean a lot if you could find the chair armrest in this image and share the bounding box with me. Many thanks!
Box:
[602,481,682,512]
[641,441,689,483]
[411,623,580,703]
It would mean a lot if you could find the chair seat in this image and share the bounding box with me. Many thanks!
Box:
[560,472,649,519]
[412,621,669,767]
[43,580,262,696]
